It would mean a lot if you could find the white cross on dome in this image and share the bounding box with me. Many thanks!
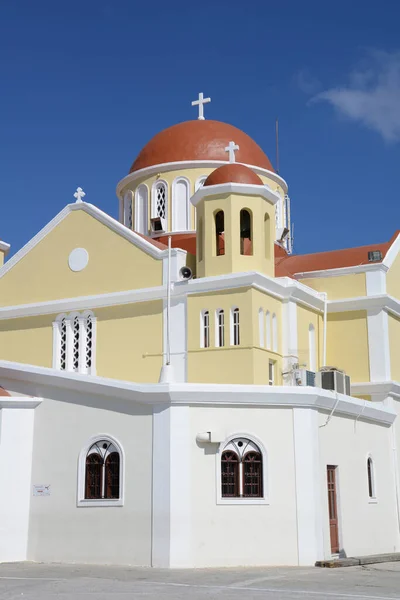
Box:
[225,141,240,163]
[191,92,211,120]
[74,187,86,203]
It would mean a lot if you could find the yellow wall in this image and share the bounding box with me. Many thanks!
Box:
[387,254,400,300]
[121,166,285,233]
[0,300,163,383]
[297,305,322,371]
[0,210,163,307]
[196,192,275,279]
[301,273,366,300]
[389,314,400,382]
[0,315,53,367]
[327,310,369,382]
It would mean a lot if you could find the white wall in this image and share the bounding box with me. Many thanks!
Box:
[189,406,298,567]
[0,407,36,561]
[27,396,153,565]
[318,411,398,558]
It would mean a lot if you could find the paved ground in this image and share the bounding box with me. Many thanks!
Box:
[1,561,400,599]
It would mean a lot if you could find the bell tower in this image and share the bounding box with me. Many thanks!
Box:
[191,164,280,279]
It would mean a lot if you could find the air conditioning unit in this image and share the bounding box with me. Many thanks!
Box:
[295,369,316,386]
[315,367,351,396]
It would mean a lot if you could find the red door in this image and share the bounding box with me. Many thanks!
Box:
[327,466,339,554]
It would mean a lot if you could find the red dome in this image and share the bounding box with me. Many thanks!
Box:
[130,120,274,173]
[204,164,263,187]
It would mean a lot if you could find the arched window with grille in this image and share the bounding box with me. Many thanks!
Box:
[367,456,376,500]
[231,307,240,346]
[215,210,225,256]
[216,309,225,347]
[78,436,124,507]
[240,209,252,255]
[53,311,96,375]
[123,191,133,229]
[219,437,266,502]
[152,180,168,229]
[201,310,210,348]
[172,177,190,231]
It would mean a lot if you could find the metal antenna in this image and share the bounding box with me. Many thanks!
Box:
[275,117,280,175]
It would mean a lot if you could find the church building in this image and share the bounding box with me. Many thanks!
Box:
[0,93,399,567]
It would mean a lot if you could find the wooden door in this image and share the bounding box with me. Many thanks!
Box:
[327,466,339,554]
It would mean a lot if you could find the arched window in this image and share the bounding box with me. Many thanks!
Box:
[123,191,133,229]
[134,185,149,234]
[240,209,252,255]
[220,437,264,499]
[201,310,210,348]
[78,436,124,506]
[198,218,203,262]
[152,181,168,229]
[258,308,264,347]
[309,323,316,372]
[216,309,225,347]
[231,307,240,346]
[272,313,278,352]
[264,213,270,259]
[367,457,376,499]
[53,312,96,374]
[195,175,207,192]
[215,210,225,256]
[172,177,190,231]
[266,311,271,350]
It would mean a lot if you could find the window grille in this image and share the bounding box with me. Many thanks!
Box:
[202,310,210,348]
[221,438,263,498]
[217,309,225,347]
[233,308,240,346]
[124,193,133,228]
[86,314,93,369]
[60,317,67,370]
[268,360,275,386]
[156,184,166,220]
[73,316,80,371]
[84,440,121,500]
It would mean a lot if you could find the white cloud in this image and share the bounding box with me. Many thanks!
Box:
[312,51,400,142]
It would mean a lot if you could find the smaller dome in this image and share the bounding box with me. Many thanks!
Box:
[204,164,263,187]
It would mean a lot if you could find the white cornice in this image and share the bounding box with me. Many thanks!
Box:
[0,241,10,254]
[0,271,324,320]
[0,360,394,425]
[116,160,288,197]
[328,294,400,318]
[190,182,280,207]
[295,263,388,280]
[351,381,400,400]
[0,397,42,409]
[0,201,186,280]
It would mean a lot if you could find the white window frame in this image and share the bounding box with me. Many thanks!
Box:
[268,360,275,385]
[230,307,240,346]
[134,184,149,234]
[258,308,264,347]
[53,311,97,375]
[266,311,271,350]
[123,191,133,228]
[77,434,124,508]
[200,310,210,348]
[216,433,269,505]
[215,308,225,348]
[151,180,168,230]
[272,313,278,352]
[172,176,191,232]
[367,454,377,503]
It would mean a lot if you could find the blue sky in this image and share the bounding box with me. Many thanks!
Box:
[1,0,400,258]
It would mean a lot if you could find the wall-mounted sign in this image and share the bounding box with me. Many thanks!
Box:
[33,484,51,496]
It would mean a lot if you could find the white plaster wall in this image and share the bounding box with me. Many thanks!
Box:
[189,406,298,567]
[0,408,35,561]
[318,412,398,558]
[27,397,153,565]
